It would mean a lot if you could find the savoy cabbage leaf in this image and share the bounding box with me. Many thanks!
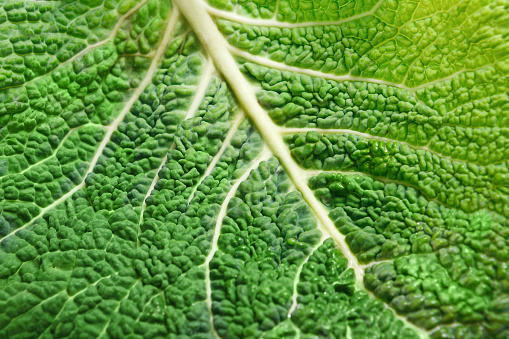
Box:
[0,0,508,338]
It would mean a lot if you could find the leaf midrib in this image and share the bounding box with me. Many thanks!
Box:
[171,0,363,281]
[173,1,431,337]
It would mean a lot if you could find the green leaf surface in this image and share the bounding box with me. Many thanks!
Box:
[0,0,507,338]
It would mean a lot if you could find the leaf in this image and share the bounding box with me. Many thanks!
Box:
[0,0,507,338]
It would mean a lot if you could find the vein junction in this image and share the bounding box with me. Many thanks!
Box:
[174,0,363,281]
[173,1,432,337]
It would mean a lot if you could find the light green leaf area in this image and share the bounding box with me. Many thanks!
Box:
[0,0,507,339]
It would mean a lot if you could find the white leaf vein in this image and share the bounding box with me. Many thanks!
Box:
[0,7,182,243]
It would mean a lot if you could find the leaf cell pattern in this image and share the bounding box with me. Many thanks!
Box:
[0,0,508,338]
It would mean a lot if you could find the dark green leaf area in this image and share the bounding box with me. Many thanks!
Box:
[309,172,509,338]
[114,0,172,56]
[365,255,509,339]
[210,157,322,339]
[287,132,509,217]
[0,74,264,339]
[310,172,509,264]
[0,43,144,238]
[132,92,264,336]
[0,191,140,338]
[136,78,241,286]
[85,46,204,212]
[0,125,105,237]
[286,239,420,339]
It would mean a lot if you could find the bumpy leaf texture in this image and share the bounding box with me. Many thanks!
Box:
[0,0,508,338]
